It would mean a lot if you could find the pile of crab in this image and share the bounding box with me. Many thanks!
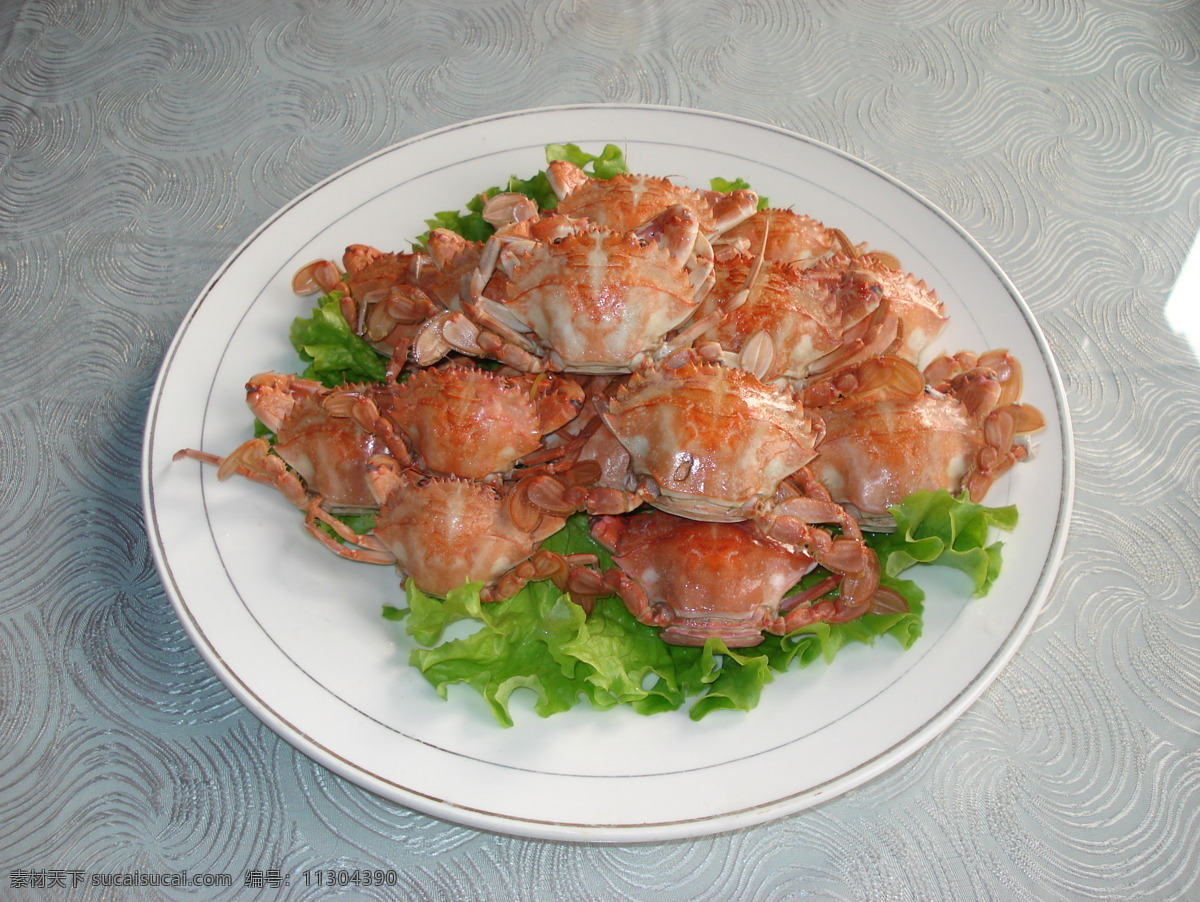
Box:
[178,161,1044,648]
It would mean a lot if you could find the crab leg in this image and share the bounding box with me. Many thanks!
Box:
[303,497,394,565]
[173,440,309,509]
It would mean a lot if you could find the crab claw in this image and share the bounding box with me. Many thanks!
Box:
[245,372,322,434]
[633,204,701,266]
[481,192,540,227]
[755,477,884,622]
[964,402,1046,502]
[545,159,592,201]
[481,549,602,612]
[804,355,925,409]
[292,258,342,296]
[173,439,311,509]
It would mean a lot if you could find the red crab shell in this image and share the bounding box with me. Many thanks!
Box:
[808,354,1044,519]
[695,252,891,383]
[247,372,389,510]
[814,393,983,516]
[462,208,716,373]
[824,250,947,364]
[343,237,481,314]
[590,511,821,647]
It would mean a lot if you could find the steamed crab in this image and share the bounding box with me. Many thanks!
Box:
[587,512,820,647]
[585,359,822,520]
[173,372,390,512]
[711,208,947,363]
[307,455,597,603]
[174,361,585,510]
[806,353,1045,524]
[581,511,906,647]
[713,207,852,269]
[545,160,759,237]
[413,207,718,373]
[293,234,484,366]
[825,248,947,363]
[690,251,898,384]
[332,362,585,481]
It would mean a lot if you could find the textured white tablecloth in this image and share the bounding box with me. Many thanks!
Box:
[1,1,1197,899]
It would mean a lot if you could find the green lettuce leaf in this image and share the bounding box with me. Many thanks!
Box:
[545,142,629,180]
[395,505,958,725]
[871,490,1017,597]
[405,578,595,727]
[289,290,387,387]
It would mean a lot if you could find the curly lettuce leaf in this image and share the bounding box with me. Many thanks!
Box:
[871,490,1017,597]
[395,491,1013,725]
[406,578,610,727]
[545,142,629,180]
[396,505,956,725]
[289,290,387,387]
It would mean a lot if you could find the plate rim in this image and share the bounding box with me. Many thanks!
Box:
[141,102,1076,843]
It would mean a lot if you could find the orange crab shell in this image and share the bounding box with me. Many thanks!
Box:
[696,252,888,382]
[600,361,822,521]
[714,207,849,269]
[365,458,567,599]
[476,212,714,373]
[343,239,481,314]
[824,250,947,364]
[377,364,584,480]
[245,372,389,510]
[808,354,1044,517]
[591,511,819,647]
[546,160,759,237]
[813,394,982,516]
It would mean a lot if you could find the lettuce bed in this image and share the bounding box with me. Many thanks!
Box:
[386,493,1016,726]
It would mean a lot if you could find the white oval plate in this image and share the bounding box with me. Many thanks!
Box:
[142,104,1073,843]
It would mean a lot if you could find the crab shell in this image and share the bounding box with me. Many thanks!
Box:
[695,252,890,383]
[713,207,849,269]
[364,456,566,598]
[471,208,715,374]
[546,161,759,238]
[343,236,482,313]
[591,511,819,647]
[814,394,983,517]
[245,372,388,510]
[337,243,472,355]
[809,354,1043,518]
[375,364,584,480]
[825,250,947,364]
[600,361,821,521]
